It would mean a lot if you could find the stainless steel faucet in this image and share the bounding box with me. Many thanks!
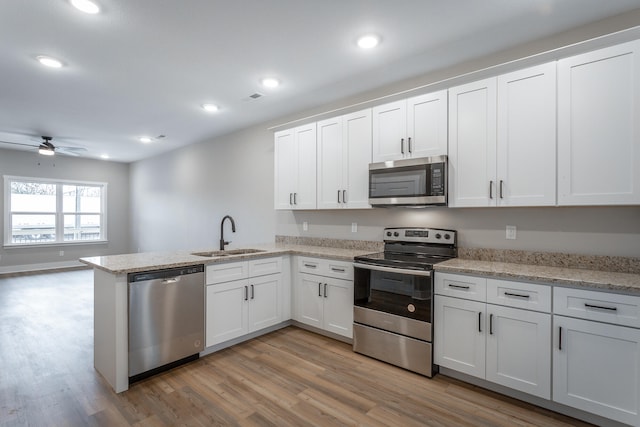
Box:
[219,215,236,250]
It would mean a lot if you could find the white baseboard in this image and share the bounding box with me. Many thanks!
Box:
[0,260,86,275]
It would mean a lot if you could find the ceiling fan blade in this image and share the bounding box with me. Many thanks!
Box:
[57,146,87,152]
[0,140,37,148]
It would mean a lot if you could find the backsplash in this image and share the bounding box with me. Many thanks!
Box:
[275,235,383,252]
[459,248,640,274]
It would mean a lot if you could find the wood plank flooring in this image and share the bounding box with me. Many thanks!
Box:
[0,270,593,426]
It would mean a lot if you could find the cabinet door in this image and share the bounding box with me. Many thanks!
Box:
[274,129,296,209]
[343,109,372,209]
[294,123,317,209]
[407,90,448,158]
[448,78,498,207]
[206,279,248,346]
[317,117,344,209]
[298,273,323,329]
[323,277,353,338]
[497,63,557,207]
[434,295,486,378]
[553,315,640,425]
[486,305,551,399]
[372,100,407,162]
[248,274,280,332]
[558,40,640,205]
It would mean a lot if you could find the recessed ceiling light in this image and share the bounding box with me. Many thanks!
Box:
[100,154,109,159]
[202,104,219,113]
[139,136,152,143]
[37,55,63,68]
[357,34,380,49]
[260,78,280,89]
[70,0,100,14]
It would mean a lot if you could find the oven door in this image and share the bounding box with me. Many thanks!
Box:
[353,262,433,341]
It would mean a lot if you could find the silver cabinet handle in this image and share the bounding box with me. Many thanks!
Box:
[324,283,327,298]
[504,292,530,299]
[408,137,412,153]
[585,303,617,311]
[499,180,504,199]
[251,284,254,300]
[318,282,322,297]
[489,181,494,199]
[400,138,405,154]
[337,190,341,203]
[342,190,347,203]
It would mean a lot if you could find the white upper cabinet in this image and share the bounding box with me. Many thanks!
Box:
[558,40,640,205]
[372,91,448,162]
[497,63,557,206]
[317,109,372,209]
[448,77,498,207]
[274,123,317,210]
[449,63,557,207]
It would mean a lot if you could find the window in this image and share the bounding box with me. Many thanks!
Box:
[4,176,107,246]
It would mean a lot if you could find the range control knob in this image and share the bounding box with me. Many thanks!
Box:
[435,233,442,239]
[386,231,392,237]
[393,232,399,237]
[444,233,451,240]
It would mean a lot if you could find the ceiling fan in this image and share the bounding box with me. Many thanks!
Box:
[0,135,87,156]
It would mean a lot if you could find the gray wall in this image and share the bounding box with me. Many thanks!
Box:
[0,148,130,271]
[128,12,640,258]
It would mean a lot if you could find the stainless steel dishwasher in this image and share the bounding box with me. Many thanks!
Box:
[128,265,205,382]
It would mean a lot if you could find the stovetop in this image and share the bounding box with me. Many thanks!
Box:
[354,227,457,271]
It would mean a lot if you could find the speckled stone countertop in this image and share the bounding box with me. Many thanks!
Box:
[79,239,381,275]
[435,259,640,295]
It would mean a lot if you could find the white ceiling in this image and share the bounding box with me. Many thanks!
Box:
[1,0,639,163]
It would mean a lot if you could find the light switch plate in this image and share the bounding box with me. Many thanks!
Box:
[506,225,517,240]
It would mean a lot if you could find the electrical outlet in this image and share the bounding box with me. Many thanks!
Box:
[59,250,64,256]
[303,221,308,231]
[351,222,357,233]
[506,225,517,240]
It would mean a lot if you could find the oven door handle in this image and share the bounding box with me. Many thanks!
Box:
[353,262,432,277]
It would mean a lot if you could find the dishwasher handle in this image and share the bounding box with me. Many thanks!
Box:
[129,264,204,283]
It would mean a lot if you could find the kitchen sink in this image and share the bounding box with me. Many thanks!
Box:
[191,248,266,258]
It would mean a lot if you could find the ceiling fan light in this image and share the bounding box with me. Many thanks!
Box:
[70,0,100,14]
[39,145,55,155]
[357,34,380,49]
[260,78,280,89]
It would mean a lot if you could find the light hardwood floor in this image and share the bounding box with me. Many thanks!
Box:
[0,270,592,426]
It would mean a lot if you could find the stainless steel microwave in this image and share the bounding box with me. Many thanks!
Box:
[368,155,447,207]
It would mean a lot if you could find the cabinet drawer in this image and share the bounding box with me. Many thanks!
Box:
[298,257,353,279]
[435,272,487,302]
[554,287,640,328]
[487,279,551,313]
[206,261,249,284]
[249,257,282,277]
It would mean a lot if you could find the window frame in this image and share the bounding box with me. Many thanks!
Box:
[3,175,108,247]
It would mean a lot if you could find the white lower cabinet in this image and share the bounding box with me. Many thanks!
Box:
[553,288,640,425]
[296,257,354,338]
[206,257,283,347]
[434,272,552,400]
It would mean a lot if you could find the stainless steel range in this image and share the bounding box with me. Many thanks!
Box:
[352,227,457,377]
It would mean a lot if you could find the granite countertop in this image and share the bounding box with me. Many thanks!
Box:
[435,258,640,294]
[79,243,378,275]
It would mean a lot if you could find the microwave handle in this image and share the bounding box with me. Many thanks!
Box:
[353,262,432,277]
